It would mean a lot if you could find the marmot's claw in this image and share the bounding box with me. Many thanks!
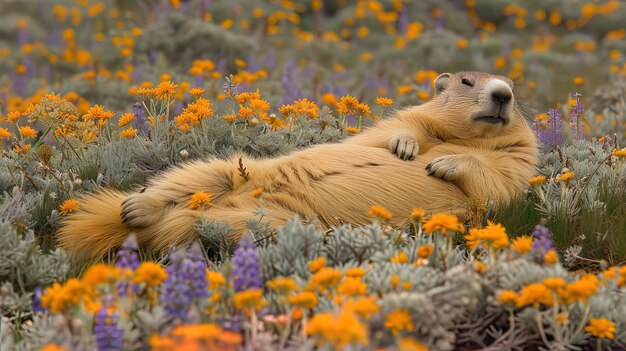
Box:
[427,155,463,181]
[390,135,418,161]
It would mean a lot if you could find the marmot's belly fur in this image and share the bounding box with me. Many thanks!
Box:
[58,142,527,258]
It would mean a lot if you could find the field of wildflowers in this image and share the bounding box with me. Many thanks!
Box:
[1,0,626,350]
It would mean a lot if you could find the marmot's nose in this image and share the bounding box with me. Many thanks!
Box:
[491,90,512,104]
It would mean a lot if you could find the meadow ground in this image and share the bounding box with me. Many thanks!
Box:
[1,0,625,350]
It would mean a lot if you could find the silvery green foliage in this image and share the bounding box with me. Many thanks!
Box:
[257,218,325,280]
[1,317,15,351]
[0,191,68,315]
[140,11,256,68]
[14,313,95,351]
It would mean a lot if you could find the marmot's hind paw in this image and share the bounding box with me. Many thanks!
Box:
[390,135,418,161]
[120,192,169,228]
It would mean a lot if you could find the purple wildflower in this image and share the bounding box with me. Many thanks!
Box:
[161,243,208,321]
[570,92,585,140]
[231,236,262,292]
[535,108,564,146]
[32,287,44,313]
[94,296,124,351]
[116,235,140,296]
[398,8,409,36]
[531,224,556,253]
[132,102,149,133]
[116,235,140,271]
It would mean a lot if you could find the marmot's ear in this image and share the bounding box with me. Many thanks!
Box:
[435,73,451,95]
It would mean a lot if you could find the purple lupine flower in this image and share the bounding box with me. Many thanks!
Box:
[570,92,585,140]
[531,224,556,253]
[94,296,124,351]
[116,235,140,271]
[185,243,209,299]
[231,236,262,292]
[161,244,208,321]
[161,250,188,320]
[132,102,149,133]
[32,287,44,313]
[116,235,140,296]
[535,108,564,146]
[398,8,409,36]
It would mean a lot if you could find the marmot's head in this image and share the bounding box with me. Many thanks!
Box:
[432,72,526,138]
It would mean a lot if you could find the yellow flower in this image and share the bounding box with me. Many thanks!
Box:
[308,257,326,273]
[585,318,616,339]
[410,208,425,223]
[345,126,360,134]
[18,125,36,138]
[189,87,205,97]
[267,277,298,295]
[336,95,359,114]
[235,59,246,68]
[249,98,270,111]
[6,111,21,123]
[375,97,394,106]
[474,221,509,249]
[556,313,568,325]
[613,148,626,159]
[384,310,414,335]
[423,214,464,235]
[309,267,342,292]
[0,127,13,139]
[82,263,118,289]
[456,38,469,48]
[250,187,263,198]
[474,261,487,273]
[398,337,429,351]
[41,344,66,351]
[234,289,266,315]
[544,250,558,265]
[528,175,546,186]
[573,77,585,85]
[306,308,368,348]
[59,199,79,215]
[497,290,518,306]
[117,113,135,127]
[134,262,167,287]
[338,277,367,296]
[321,93,337,105]
[511,236,533,254]
[516,283,553,308]
[188,191,214,210]
[288,291,318,308]
[396,85,413,95]
[120,127,138,138]
[368,205,392,221]
[554,172,575,182]
[390,251,408,264]
[417,245,433,259]
[343,295,379,319]
[205,270,225,290]
[344,267,366,278]
[541,278,566,293]
[563,275,598,303]
[154,81,178,100]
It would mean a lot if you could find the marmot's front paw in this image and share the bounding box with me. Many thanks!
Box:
[426,155,475,181]
[389,135,418,161]
[121,191,168,228]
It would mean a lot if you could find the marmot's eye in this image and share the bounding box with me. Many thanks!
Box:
[461,78,474,87]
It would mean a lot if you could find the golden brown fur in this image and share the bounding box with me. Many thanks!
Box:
[58,72,538,259]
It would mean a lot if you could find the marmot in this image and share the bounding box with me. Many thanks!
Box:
[59,72,538,258]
